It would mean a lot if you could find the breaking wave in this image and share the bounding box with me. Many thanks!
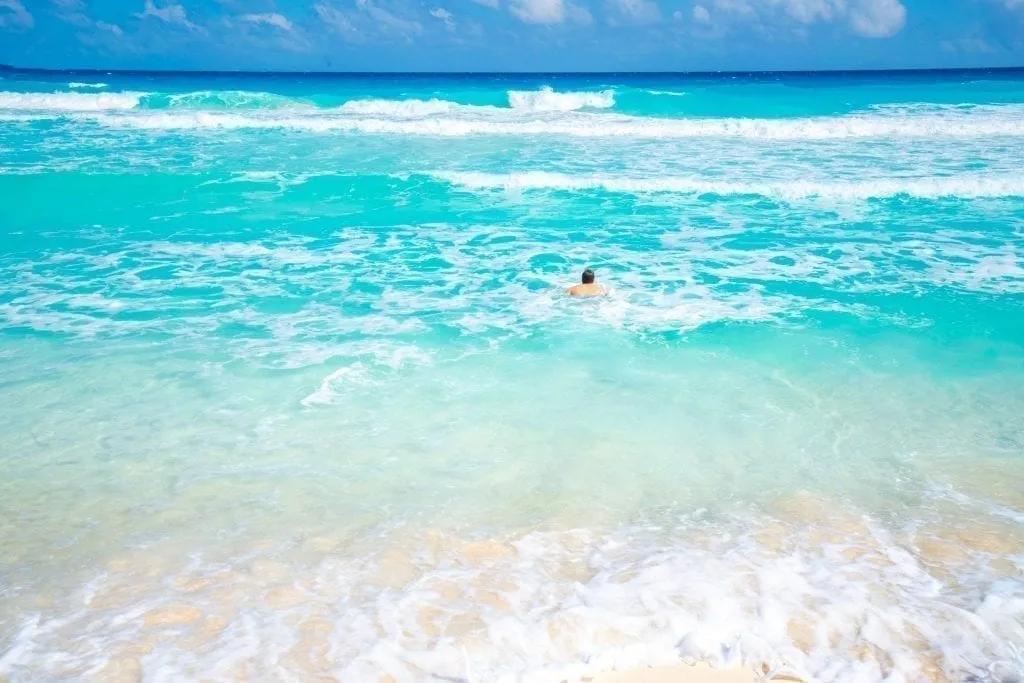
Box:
[433,170,1024,200]
[32,106,1020,139]
[0,91,144,111]
[507,86,615,111]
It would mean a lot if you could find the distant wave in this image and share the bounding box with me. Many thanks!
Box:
[0,89,315,113]
[0,88,612,117]
[2,89,1022,140]
[337,97,481,116]
[338,88,614,116]
[506,86,615,112]
[162,90,310,110]
[433,170,1024,200]
[57,108,1024,139]
[0,92,144,111]
[644,89,688,97]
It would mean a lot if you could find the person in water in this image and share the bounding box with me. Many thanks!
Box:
[566,269,605,296]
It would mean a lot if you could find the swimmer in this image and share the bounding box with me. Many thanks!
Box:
[566,268,606,297]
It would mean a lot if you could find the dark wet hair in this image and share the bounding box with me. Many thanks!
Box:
[582,269,595,284]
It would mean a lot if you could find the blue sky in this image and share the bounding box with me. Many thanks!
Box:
[1,0,1022,71]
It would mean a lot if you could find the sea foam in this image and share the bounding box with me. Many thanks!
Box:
[0,91,144,111]
[65,106,1024,139]
[337,88,614,116]
[433,170,1024,200]
[507,86,616,111]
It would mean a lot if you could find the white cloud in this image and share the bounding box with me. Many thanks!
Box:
[692,3,711,22]
[569,3,594,22]
[240,12,294,31]
[713,0,755,18]
[355,0,423,37]
[94,19,123,35]
[315,0,424,42]
[509,0,564,22]
[509,0,589,23]
[50,0,129,41]
[0,0,33,29]
[710,0,906,37]
[470,0,500,7]
[607,0,661,23]
[849,0,905,37]
[779,0,838,24]
[941,36,995,53]
[430,7,457,29]
[50,0,83,11]
[49,0,88,25]
[136,0,199,31]
[314,3,361,39]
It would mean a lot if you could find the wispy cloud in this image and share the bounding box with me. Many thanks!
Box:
[240,12,294,31]
[314,2,361,41]
[606,0,661,24]
[509,0,563,22]
[94,19,123,35]
[136,0,200,32]
[713,0,755,19]
[780,0,839,24]
[470,0,500,8]
[49,0,90,25]
[848,0,905,37]
[708,0,907,38]
[315,0,424,43]
[430,7,457,30]
[0,0,33,30]
[50,0,126,41]
[509,0,591,24]
[225,10,312,53]
[941,36,996,53]
[692,4,711,22]
[355,0,423,40]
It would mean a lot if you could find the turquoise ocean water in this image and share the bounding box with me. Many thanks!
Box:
[1,68,1023,681]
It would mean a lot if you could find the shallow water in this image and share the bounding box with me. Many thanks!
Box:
[0,69,1023,682]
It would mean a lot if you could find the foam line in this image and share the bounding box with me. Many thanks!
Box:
[433,171,1024,199]
[68,108,1024,138]
[0,92,144,111]
[506,86,615,112]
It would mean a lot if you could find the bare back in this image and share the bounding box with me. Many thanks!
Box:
[566,283,605,297]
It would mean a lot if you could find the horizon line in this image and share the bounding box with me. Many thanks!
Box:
[2,64,1024,77]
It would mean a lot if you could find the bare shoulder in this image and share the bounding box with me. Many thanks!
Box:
[566,284,605,297]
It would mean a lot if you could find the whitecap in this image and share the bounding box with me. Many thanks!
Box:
[0,91,144,111]
[433,170,1024,200]
[507,86,616,112]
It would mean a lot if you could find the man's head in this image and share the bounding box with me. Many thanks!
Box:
[582,269,595,284]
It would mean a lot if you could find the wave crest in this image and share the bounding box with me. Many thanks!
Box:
[0,91,144,111]
[433,171,1024,200]
[22,105,1019,139]
[507,86,615,112]
[162,90,309,110]
[336,97,479,117]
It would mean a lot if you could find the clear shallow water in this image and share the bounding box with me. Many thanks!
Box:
[0,68,1023,682]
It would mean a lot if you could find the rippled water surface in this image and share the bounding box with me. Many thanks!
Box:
[0,69,1023,682]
